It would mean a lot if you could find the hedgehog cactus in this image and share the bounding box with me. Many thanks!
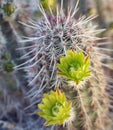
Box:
[15,0,112,130]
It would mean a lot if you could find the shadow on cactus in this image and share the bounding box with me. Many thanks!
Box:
[57,50,91,85]
[38,88,74,126]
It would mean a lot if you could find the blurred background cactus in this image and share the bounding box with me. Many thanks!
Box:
[0,0,113,130]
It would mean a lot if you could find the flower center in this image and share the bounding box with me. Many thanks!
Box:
[69,63,79,72]
[52,102,62,116]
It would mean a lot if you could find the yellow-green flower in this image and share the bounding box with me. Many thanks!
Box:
[57,50,91,85]
[3,3,15,16]
[40,0,56,11]
[38,88,72,126]
[3,61,14,73]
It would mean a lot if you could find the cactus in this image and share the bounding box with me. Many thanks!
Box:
[14,0,113,130]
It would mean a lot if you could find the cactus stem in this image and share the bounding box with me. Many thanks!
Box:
[77,87,92,130]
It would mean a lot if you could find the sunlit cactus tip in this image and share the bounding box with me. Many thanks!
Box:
[37,88,74,126]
